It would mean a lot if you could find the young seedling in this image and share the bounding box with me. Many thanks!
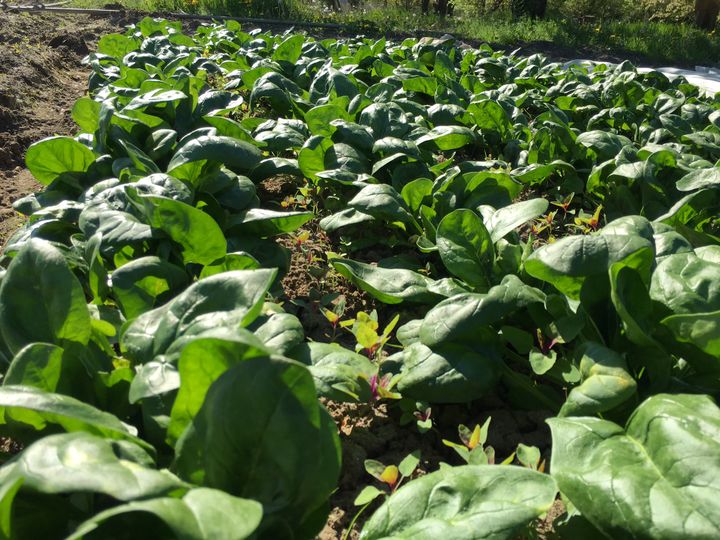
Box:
[442,418,495,465]
[399,399,433,433]
[573,204,603,233]
[342,451,421,540]
[516,443,546,472]
[341,310,400,360]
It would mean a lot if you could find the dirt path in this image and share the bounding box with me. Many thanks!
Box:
[0,11,128,244]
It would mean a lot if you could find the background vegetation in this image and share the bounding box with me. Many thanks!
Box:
[70,0,720,66]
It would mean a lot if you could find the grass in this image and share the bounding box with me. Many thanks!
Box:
[66,0,720,67]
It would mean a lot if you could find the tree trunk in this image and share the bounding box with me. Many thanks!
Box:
[422,0,430,14]
[696,0,720,30]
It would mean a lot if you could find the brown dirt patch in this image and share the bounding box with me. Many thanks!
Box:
[0,12,125,244]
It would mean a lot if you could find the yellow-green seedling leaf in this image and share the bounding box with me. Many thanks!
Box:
[382,314,401,339]
[398,450,421,478]
[355,486,385,506]
[516,444,542,470]
[356,321,379,351]
[364,459,387,481]
[323,309,340,325]
[468,424,482,450]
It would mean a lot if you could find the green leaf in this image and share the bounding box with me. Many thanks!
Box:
[111,256,189,320]
[25,136,96,185]
[486,198,549,243]
[528,348,556,375]
[525,217,655,300]
[121,269,276,363]
[559,342,637,417]
[576,130,631,161]
[354,486,384,506]
[0,239,91,354]
[167,335,270,444]
[416,126,475,151]
[650,252,720,359]
[226,209,313,237]
[676,167,720,192]
[69,488,262,540]
[436,209,493,290]
[331,259,440,305]
[467,100,512,137]
[249,312,304,355]
[397,342,501,403]
[398,450,421,477]
[0,386,150,451]
[167,135,262,180]
[72,98,101,133]
[134,194,227,265]
[174,356,341,536]
[349,184,415,226]
[305,104,348,136]
[360,465,557,540]
[420,275,545,347]
[289,342,375,402]
[549,394,720,539]
[4,343,64,392]
[273,34,305,63]
[2,433,183,500]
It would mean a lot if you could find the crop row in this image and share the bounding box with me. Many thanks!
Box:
[0,16,718,539]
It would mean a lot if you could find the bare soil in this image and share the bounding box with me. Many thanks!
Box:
[0,11,126,244]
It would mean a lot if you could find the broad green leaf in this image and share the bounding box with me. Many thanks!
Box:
[559,342,637,417]
[167,135,262,180]
[576,130,631,161]
[486,198,549,243]
[331,259,440,305]
[360,465,557,540]
[72,98,101,133]
[69,488,262,540]
[111,256,189,320]
[0,385,150,450]
[25,136,96,185]
[349,184,415,226]
[397,342,501,403]
[2,433,183,500]
[167,335,269,443]
[650,252,720,358]
[121,269,276,363]
[3,343,64,392]
[97,33,140,56]
[676,167,720,191]
[289,342,374,402]
[401,178,433,214]
[525,217,655,300]
[467,99,512,137]
[273,34,305,63]
[0,239,91,354]
[226,209,313,237]
[200,252,260,278]
[298,136,333,182]
[305,104,348,136]
[174,357,341,536]
[420,275,545,347]
[549,394,720,539]
[249,312,304,355]
[436,209,493,290]
[416,126,475,151]
[134,194,227,265]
